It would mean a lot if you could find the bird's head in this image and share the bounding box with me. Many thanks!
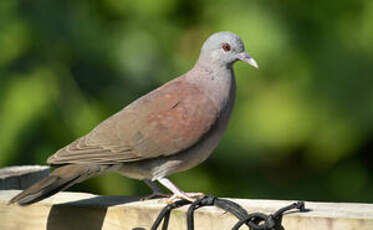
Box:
[199,31,258,69]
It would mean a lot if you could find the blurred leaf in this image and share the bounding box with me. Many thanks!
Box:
[0,21,30,67]
[0,68,58,164]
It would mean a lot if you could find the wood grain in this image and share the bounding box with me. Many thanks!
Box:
[1,190,373,230]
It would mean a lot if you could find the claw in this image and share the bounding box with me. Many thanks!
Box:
[165,192,204,204]
[157,177,205,204]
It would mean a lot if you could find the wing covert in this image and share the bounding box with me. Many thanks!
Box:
[47,79,218,165]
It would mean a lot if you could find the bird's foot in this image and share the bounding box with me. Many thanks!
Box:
[157,178,205,204]
[166,192,204,204]
[141,192,171,201]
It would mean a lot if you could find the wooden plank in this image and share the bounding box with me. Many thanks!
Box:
[0,166,50,190]
[1,190,372,230]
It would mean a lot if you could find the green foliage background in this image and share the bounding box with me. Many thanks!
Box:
[1,0,373,202]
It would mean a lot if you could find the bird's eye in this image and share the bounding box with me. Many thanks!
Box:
[222,43,231,52]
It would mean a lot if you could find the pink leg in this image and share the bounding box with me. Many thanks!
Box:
[157,178,204,203]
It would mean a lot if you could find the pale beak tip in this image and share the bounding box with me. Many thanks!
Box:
[238,52,259,69]
[249,58,259,69]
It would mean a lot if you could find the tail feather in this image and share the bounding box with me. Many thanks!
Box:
[9,164,109,206]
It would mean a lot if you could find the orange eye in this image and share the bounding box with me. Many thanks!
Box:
[222,43,231,52]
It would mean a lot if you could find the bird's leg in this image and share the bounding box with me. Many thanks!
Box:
[141,179,170,200]
[158,177,204,203]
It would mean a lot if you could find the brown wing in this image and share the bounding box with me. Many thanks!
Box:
[47,78,218,165]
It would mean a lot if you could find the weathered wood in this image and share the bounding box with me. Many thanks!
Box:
[0,166,50,190]
[0,166,372,230]
[1,190,373,230]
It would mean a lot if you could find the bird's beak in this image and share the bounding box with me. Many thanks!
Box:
[237,52,259,69]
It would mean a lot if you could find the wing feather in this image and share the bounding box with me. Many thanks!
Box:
[47,78,218,165]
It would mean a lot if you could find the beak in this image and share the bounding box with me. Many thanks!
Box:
[237,52,259,69]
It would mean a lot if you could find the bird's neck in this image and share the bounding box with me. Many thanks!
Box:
[185,62,236,109]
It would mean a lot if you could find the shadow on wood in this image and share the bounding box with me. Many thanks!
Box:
[46,196,139,230]
[0,166,50,190]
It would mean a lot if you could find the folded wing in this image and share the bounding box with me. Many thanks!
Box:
[47,79,218,165]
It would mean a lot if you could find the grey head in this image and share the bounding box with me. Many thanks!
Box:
[198,31,258,69]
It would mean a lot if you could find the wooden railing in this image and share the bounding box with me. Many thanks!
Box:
[0,166,372,230]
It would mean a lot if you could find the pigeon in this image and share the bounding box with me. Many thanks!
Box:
[9,31,258,206]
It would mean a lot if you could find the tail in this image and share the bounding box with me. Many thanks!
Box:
[9,164,110,206]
